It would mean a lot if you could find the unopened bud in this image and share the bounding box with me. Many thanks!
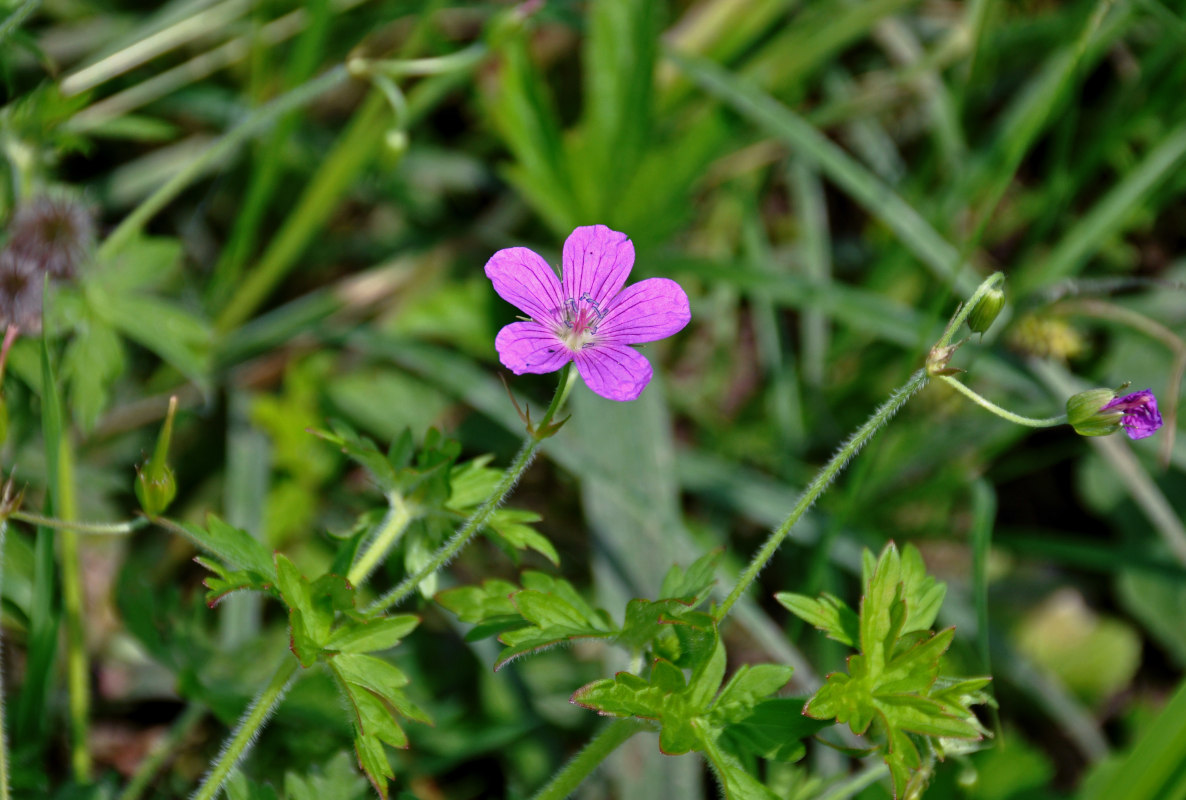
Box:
[135,396,179,517]
[1066,388,1124,437]
[967,287,1005,334]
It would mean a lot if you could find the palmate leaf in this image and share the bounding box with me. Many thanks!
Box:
[573,625,817,798]
[572,631,726,755]
[794,543,988,798]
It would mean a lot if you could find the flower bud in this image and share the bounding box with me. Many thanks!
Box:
[1066,386,1164,440]
[967,287,1005,334]
[135,396,179,517]
[1066,389,1124,437]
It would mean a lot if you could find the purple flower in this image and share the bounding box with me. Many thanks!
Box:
[1101,389,1163,440]
[485,225,690,402]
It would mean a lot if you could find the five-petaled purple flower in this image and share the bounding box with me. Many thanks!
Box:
[1102,389,1163,440]
[485,225,690,402]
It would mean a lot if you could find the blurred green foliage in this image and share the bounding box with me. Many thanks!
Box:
[1,0,1185,798]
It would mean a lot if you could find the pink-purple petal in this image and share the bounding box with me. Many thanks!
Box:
[561,225,635,307]
[596,277,691,345]
[1102,389,1163,440]
[495,321,572,375]
[575,344,653,402]
[485,246,564,322]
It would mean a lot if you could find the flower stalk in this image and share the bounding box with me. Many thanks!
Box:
[528,720,642,800]
[938,374,1067,428]
[189,658,298,800]
[366,366,577,615]
[715,369,929,621]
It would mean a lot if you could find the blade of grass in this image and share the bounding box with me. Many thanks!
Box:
[666,47,979,294]
[1019,122,1186,292]
[96,64,352,261]
[216,62,481,331]
[39,338,90,781]
[205,0,332,309]
[1077,678,1186,800]
[788,159,831,386]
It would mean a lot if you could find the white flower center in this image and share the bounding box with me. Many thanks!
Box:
[553,294,605,351]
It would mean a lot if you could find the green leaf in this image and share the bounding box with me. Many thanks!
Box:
[309,421,399,492]
[60,316,124,431]
[496,582,616,670]
[94,289,211,388]
[710,664,795,725]
[775,591,858,647]
[326,615,419,653]
[486,508,559,565]
[195,556,272,607]
[897,544,947,635]
[274,553,309,615]
[187,514,276,580]
[330,653,410,696]
[93,234,183,294]
[354,733,393,800]
[617,598,710,655]
[659,549,724,605]
[283,751,370,800]
[435,578,521,634]
[289,608,321,668]
[343,682,407,749]
[719,698,828,763]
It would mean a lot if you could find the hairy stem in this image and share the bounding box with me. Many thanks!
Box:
[715,370,929,621]
[347,492,415,587]
[938,375,1067,427]
[367,367,576,614]
[190,658,298,800]
[528,720,641,800]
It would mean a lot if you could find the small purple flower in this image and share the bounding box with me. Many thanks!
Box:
[1101,389,1163,440]
[485,225,690,402]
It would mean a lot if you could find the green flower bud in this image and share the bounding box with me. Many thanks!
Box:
[1066,388,1123,437]
[967,287,1005,334]
[135,396,179,517]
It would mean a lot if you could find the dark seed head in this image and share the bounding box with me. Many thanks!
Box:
[0,247,44,333]
[7,195,96,280]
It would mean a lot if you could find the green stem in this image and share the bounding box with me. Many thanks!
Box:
[528,720,641,800]
[8,511,147,535]
[190,658,298,800]
[715,369,929,621]
[367,367,576,614]
[938,375,1067,427]
[934,271,1005,350]
[347,492,415,587]
[117,703,205,800]
[0,522,9,800]
[97,64,351,261]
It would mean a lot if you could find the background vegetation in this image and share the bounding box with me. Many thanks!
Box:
[1,0,1185,798]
